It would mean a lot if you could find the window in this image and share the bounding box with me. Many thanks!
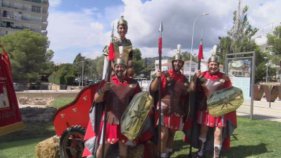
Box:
[3,11,8,17]
[31,6,41,13]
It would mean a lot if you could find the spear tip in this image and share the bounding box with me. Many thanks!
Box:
[159,21,163,33]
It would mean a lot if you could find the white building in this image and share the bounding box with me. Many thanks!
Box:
[183,60,208,77]
[154,59,171,72]
[0,0,49,36]
[153,59,209,78]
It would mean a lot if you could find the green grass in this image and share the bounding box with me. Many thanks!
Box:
[50,97,75,109]
[171,117,281,158]
[0,123,55,158]
[1,116,281,158]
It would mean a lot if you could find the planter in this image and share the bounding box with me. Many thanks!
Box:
[253,84,264,101]
[262,85,279,102]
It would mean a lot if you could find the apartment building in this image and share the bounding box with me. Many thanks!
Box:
[0,0,48,36]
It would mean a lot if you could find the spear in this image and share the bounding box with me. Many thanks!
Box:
[197,39,203,69]
[158,21,163,158]
[101,25,115,158]
[188,39,204,157]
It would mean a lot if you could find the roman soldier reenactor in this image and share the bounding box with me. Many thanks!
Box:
[103,16,135,77]
[93,58,141,158]
[191,55,237,158]
[150,46,190,158]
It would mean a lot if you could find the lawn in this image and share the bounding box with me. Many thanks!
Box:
[51,97,75,109]
[0,123,55,158]
[1,96,281,158]
[171,117,281,158]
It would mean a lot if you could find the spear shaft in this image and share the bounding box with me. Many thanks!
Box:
[158,22,163,158]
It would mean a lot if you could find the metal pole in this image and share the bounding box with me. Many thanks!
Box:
[250,52,255,120]
[188,13,208,81]
[189,19,196,82]
[81,60,84,87]
[266,63,268,83]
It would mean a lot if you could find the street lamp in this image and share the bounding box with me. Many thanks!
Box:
[266,62,269,82]
[264,57,271,83]
[81,60,85,87]
[189,12,209,81]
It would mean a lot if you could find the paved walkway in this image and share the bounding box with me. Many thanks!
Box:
[237,98,281,122]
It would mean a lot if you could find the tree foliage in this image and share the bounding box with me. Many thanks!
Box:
[132,48,146,76]
[48,64,76,85]
[0,30,54,83]
[267,26,281,64]
[219,6,258,55]
[217,5,267,83]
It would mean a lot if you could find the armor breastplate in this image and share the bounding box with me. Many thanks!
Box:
[106,83,136,124]
[205,79,224,94]
[162,78,187,115]
[114,39,133,65]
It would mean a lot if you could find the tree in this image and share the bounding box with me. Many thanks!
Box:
[48,64,76,85]
[217,5,266,83]
[265,25,281,81]
[267,26,281,64]
[218,6,258,57]
[73,53,104,81]
[92,55,104,80]
[0,30,53,83]
[132,48,146,76]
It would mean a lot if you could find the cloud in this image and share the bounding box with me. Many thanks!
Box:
[117,0,281,59]
[49,0,62,8]
[47,2,124,63]
[246,0,281,35]
[48,10,110,63]
[119,0,237,58]
[48,0,281,63]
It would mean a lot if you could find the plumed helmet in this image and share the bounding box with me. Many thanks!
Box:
[117,16,128,28]
[172,44,184,63]
[208,55,220,64]
[114,58,126,67]
[173,53,183,61]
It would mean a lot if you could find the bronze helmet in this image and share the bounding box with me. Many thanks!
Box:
[172,53,184,67]
[117,16,128,28]
[173,53,183,61]
[208,55,220,64]
[172,44,184,64]
[114,58,126,67]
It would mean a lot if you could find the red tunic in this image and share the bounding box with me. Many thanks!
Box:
[99,75,141,144]
[197,71,237,150]
[196,71,236,128]
[156,69,189,131]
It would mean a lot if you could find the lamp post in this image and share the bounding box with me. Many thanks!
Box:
[81,60,85,87]
[189,13,209,81]
[266,62,269,83]
[264,57,271,83]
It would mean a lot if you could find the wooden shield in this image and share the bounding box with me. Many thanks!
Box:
[207,87,243,117]
[121,91,153,140]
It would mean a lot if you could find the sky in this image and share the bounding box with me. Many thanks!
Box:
[47,0,281,64]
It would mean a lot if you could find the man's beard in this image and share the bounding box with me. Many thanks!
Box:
[173,65,181,72]
[116,71,124,78]
[209,68,219,74]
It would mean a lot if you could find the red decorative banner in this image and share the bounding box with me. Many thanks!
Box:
[0,48,24,136]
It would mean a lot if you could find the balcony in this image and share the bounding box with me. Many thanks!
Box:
[23,0,49,5]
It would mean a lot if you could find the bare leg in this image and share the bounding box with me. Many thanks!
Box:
[213,127,223,158]
[119,141,128,158]
[197,125,209,156]
[96,143,110,158]
[160,126,168,157]
[199,125,209,139]
[166,129,175,154]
